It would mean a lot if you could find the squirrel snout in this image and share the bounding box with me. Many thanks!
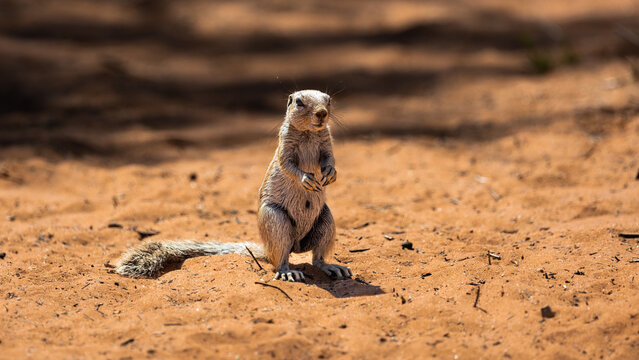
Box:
[315,108,328,121]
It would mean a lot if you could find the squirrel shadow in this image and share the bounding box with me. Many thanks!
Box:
[292,263,385,298]
[154,261,185,276]
[138,260,383,298]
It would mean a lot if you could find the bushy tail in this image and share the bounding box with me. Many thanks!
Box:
[115,240,267,278]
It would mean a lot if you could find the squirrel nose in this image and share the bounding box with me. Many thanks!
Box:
[315,109,328,120]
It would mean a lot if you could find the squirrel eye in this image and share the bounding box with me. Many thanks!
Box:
[295,99,305,107]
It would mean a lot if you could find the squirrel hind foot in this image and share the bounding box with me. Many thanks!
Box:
[274,269,306,282]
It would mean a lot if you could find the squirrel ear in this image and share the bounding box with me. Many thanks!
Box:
[287,95,293,107]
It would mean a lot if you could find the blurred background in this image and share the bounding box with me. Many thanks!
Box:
[0,0,638,164]
[3,3,639,358]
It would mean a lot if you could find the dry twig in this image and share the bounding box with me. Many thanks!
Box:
[473,285,488,313]
[255,281,293,301]
[245,246,263,270]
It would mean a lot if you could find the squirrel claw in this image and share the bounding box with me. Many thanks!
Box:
[321,165,337,186]
[316,263,352,280]
[301,173,322,192]
[274,270,305,282]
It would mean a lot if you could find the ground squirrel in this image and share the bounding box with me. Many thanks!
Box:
[115,90,352,282]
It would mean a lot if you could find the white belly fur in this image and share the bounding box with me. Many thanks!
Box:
[261,141,326,241]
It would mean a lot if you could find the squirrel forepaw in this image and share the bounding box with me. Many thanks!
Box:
[321,165,337,186]
[301,172,322,192]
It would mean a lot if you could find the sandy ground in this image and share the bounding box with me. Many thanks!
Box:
[2,0,639,359]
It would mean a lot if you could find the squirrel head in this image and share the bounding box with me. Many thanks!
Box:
[285,90,331,132]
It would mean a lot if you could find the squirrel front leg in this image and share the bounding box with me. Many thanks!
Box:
[277,146,323,192]
[320,147,337,186]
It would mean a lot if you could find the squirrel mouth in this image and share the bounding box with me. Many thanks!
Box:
[312,121,326,129]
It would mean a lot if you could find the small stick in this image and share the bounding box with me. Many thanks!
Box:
[630,259,639,263]
[488,188,501,201]
[95,303,105,317]
[245,246,263,270]
[473,285,481,308]
[254,281,293,301]
[353,222,371,230]
[120,338,134,347]
[473,285,488,313]
[488,253,501,260]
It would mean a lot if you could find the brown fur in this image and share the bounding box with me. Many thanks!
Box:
[257,90,351,281]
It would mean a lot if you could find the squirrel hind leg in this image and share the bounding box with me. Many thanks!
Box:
[308,204,336,261]
[258,203,295,273]
[308,205,352,280]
